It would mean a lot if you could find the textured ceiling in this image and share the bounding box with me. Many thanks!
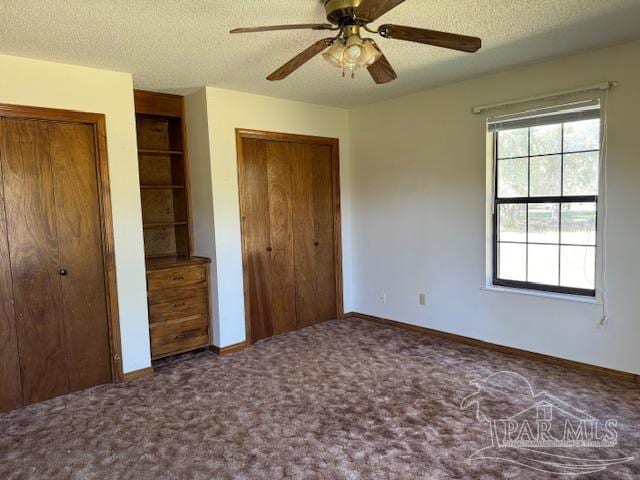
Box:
[1,0,640,107]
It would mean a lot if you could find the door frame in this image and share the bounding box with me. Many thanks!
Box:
[236,128,344,345]
[0,103,124,382]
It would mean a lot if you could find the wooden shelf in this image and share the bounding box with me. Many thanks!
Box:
[143,221,188,229]
[138,149,183,156]
[140,185,185,190]
[145,255,211,270]
[136,90,191,260]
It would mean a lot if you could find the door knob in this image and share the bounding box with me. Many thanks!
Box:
[58,268,68,276]
[314,242,319,246]
[266,246,273,252]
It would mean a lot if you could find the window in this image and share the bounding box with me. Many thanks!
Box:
[491,103,600,296]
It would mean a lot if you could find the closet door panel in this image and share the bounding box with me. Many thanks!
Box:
[49,122,111,391]
[311,145,337,322]
[266,141,296,335]
[291,143,318,328]
[0,119,69,404]
[240,138,273,342]
[0,141,23,412]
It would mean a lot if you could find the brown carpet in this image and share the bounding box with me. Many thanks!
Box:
[1,318,638,479]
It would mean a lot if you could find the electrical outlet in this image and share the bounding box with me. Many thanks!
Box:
[378,292,387,304]
[419,293,427,306]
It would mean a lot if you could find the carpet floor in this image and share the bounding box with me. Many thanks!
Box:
[0,318,638,479]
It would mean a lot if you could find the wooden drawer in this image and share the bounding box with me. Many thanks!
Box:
[150,315,209,358]
[150,313,208,336]
[149,296,207,324]
[147,265,206,291]
[148,284,207,306]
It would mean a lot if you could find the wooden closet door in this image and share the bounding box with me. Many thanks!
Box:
[0,118,111,406]
[0,141,22,411]
[309,144,338,323]
[265,141,296,335]
[0,119,70,404]
[291,143,337,328]
[240,138,297,343]
[49,122,111,391]
[239,131,340,344]
[240,138,274,342]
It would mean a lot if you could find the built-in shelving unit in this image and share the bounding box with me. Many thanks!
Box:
[134,90,192,259]
[134,90,212,359]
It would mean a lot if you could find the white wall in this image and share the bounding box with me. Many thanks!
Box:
[0,54,150,373]
[186,87,351,347]
[184,89,220,343]
[4,39,637,375]
[348,40,640,375]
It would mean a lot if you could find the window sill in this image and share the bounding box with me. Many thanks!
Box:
[481,285,601,304]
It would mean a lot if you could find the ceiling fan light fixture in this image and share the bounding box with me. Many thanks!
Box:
[361,39,383,66]
[322,34,382,75]
[343,35,365,64]
[322,39,345,68]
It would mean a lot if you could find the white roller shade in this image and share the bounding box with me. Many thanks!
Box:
[487,100,600,132]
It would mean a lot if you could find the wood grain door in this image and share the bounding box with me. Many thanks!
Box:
[239,138,297,343]
[238,131,341,344]
[1,118,70,404]
[0,118,111,407]
[239,138,272,342]
[49,122,112,392]
[0,134,22,412]
[291,142,337,328]
[265,141,297,336]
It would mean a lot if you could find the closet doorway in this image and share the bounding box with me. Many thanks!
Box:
[237,129,343,345]
[0,105,122,412]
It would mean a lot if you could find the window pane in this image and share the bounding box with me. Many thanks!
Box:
[492,116,600,294]
[498,128,528,159]
[530,155,561,197]
[563,119,600,152]
[499,204,526,242]
[528,203,559,244]
[498,242,526,281]
[563,152,599,196]
[530,124,561,155]
[498,158,528,197]
[560,246,595,289]
[561,203,596,246]
[528,244,559,285]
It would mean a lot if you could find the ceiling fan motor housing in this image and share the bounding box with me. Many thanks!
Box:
[324,0,365,25]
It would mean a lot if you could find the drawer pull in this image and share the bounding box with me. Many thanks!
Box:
[172,275,185,281]
[174,334,187,340]
[172,302,186,308]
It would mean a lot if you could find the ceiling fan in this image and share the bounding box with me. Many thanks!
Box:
[230,0,482,84]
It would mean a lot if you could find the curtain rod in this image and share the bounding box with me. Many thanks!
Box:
[472,81,618,115]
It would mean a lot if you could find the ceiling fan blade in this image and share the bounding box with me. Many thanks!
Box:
[379,24,482,53]
[367,52,397,84]
[267,38,334,81]
[230,23,335,34]
[355,0,406,22]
